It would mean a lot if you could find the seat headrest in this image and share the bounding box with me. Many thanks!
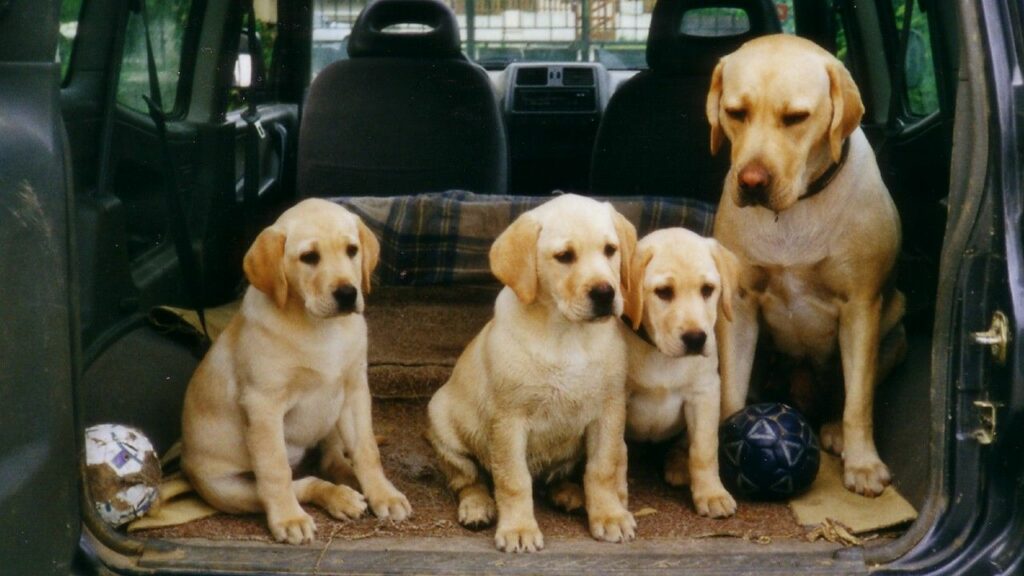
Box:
[646,0,782,75]
[348,0,463,59]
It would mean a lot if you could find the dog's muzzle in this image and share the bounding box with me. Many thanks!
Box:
[588,282,616,319]
[333,284,358,314]
[681,330,707,356]
[737,162,771,207]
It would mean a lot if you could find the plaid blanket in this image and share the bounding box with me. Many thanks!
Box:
[333,191,716,286]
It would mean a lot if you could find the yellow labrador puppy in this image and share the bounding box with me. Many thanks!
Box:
[428,194,637,553]
[621,228,739,518]
[707,35,906,496]
[181,199,411,545]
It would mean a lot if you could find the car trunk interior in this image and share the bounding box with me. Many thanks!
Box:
[77,282,935,573]
[66,0,961,574]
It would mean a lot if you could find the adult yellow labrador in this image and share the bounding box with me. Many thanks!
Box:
[428,194,637,553]
[707,35,906,496]
[181,199,410,544]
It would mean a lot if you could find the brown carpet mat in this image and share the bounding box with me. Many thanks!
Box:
[137,286,904,547]
[137,399,809,544]
[365,285,497,397]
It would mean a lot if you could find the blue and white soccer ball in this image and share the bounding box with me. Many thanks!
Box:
[718,403,820,500]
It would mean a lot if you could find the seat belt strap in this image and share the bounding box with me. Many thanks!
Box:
[137,0,210,341]
[241,0,266,244]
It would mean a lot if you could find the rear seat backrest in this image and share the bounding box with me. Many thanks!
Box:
[590,0,781,203]
[299,0,508,198]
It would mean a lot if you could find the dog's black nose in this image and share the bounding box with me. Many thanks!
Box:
[738,162,771,206]
[333,284,358,311]
[681,330,707,354]
[589,283,615,315]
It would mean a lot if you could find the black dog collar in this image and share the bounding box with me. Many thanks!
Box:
[621,315,658,349]
[799,139,851,201]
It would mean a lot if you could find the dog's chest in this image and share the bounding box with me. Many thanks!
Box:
[756,265,841,362]
[625,355,701,442]
[626,387,686,443]
[518,331,624,474]
[280,340,360,448]
[522,334,619,414]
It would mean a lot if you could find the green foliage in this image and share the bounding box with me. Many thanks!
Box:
[893,0,939,115]
[116,0,195,113]
[58,0,84,80]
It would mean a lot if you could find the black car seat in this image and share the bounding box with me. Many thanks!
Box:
[590,0,781,202]
[299,0,508,198]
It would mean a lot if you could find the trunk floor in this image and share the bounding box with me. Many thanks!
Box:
[139,398,811,544]
[133,285,913,547]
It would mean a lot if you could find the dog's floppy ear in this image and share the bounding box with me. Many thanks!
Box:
[490,213,541,304]
[826,59,864,162]
[356,217,380,295]
[706,59,726,156]
[244,226,288,309]
[708,239,741,322]
[609,205,638,294]
[624,244,653,330]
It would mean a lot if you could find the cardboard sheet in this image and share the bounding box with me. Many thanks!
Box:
[789,453,917,534]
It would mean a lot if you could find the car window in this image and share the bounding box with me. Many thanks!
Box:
[116,0,194,114]
[229,3,279,111]
[59,0,84,82]
[310,0,846,76]
[892,0,939,116]
[834,3,848,63]
[312,0,711,75]
[775,0,795,34]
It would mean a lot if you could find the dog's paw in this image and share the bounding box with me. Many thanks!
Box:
[322,483,368,520]
[821,421,844,455]
[588,508,636,543]
[367,485,412,522]
[548,481,585,513]
[267,507,317,545]
[495,520,545,553]
[843,456,891,497]
[458,492,496,529]
[663,458,691,487]
[692,486,737,518]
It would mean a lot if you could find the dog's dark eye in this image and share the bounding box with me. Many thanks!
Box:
[655,286,674,301]
[347,244,359,258]
[554,249,576,264]
[701,284,715,299]
[299,250,320,265]
[782,111,810,126]
[604,244,617,258]
[726,108,747,122]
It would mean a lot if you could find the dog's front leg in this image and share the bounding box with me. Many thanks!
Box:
[490,416,544,552]
[584,396,636,543]
[338,370,412,521]
[835,294,891,497]
[241,392,316,544]
[685,388,737,518]
[717,291,759,419]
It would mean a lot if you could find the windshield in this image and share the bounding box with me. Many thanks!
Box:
[313,0,796,75]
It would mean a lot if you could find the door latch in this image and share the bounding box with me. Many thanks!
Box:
[971,310,1011,365]
[972,400,1000,445]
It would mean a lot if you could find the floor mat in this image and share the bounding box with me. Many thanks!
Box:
[151,285,499,398]
[135,399,808,544]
